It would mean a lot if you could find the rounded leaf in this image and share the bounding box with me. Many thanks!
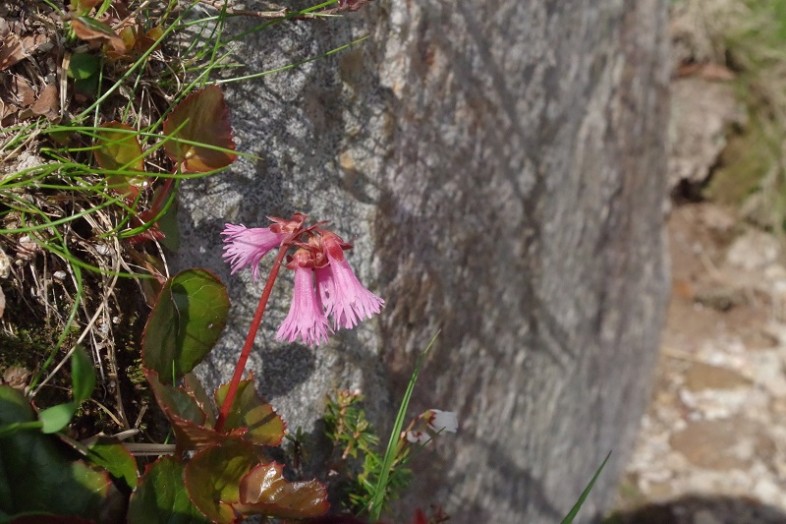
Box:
[236,462,329,519]
[142,269,229,383]
[163,85,236,173]
[39,402,76,434]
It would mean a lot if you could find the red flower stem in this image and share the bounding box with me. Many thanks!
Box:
[215,244,289,432]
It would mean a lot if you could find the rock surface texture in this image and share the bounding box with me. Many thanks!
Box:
[175,2,669,522]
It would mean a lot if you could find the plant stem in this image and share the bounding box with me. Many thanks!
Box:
[150,177,174,216]
[215,243,289,432]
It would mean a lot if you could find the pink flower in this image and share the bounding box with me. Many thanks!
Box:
[316,233,384,330]
[276,252,330,347]
[220,216,384,347]
[221,223,286,280]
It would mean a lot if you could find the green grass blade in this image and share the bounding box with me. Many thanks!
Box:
[216,35,369,85]
[368,330,440,520]
[560,450,612,524]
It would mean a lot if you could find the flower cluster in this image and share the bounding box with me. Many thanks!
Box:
[221,214,384,347]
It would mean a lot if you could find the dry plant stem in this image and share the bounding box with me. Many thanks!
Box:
[30,247,122,398]
[122,443,177,456]
[214,243,289,432]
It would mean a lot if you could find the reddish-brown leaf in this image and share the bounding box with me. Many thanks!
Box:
[146,370,244,453]
[236,462,329,519]
[71,16,126,54]
[146,370,206,424]
[168,411,247,454]
[162,85,236,173]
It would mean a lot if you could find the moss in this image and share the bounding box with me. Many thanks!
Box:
[0,327,75,408]
[701,0,786,226]
[704,119,773,205]
[0,328,58,374]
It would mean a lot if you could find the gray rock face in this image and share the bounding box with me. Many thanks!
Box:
[175,1,669,522]
[668,78,746,191]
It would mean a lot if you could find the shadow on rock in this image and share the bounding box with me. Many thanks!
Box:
[606,495,786,524]
[256,343,317,398]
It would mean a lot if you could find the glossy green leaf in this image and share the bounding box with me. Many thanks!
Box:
[86,438,138,489]
[127,456,211,524]
[236,462,329,519]
[0,386,112,519]
[71,346,95,404]
[142,269,229,384]
[39,402,76,434]
[215,379,285,447]
[183,440,258,524]
[163,86,236,173]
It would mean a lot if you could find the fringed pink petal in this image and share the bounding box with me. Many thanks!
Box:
[317,249,384,330]
[221,223,285,281]
[276,266,330,347]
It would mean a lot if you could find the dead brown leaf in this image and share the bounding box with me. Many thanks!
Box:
[0,99,18,123]
[21,32,53,56]
[10,74,35,106]
[31,83,58,118]
[0,32,27,70]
